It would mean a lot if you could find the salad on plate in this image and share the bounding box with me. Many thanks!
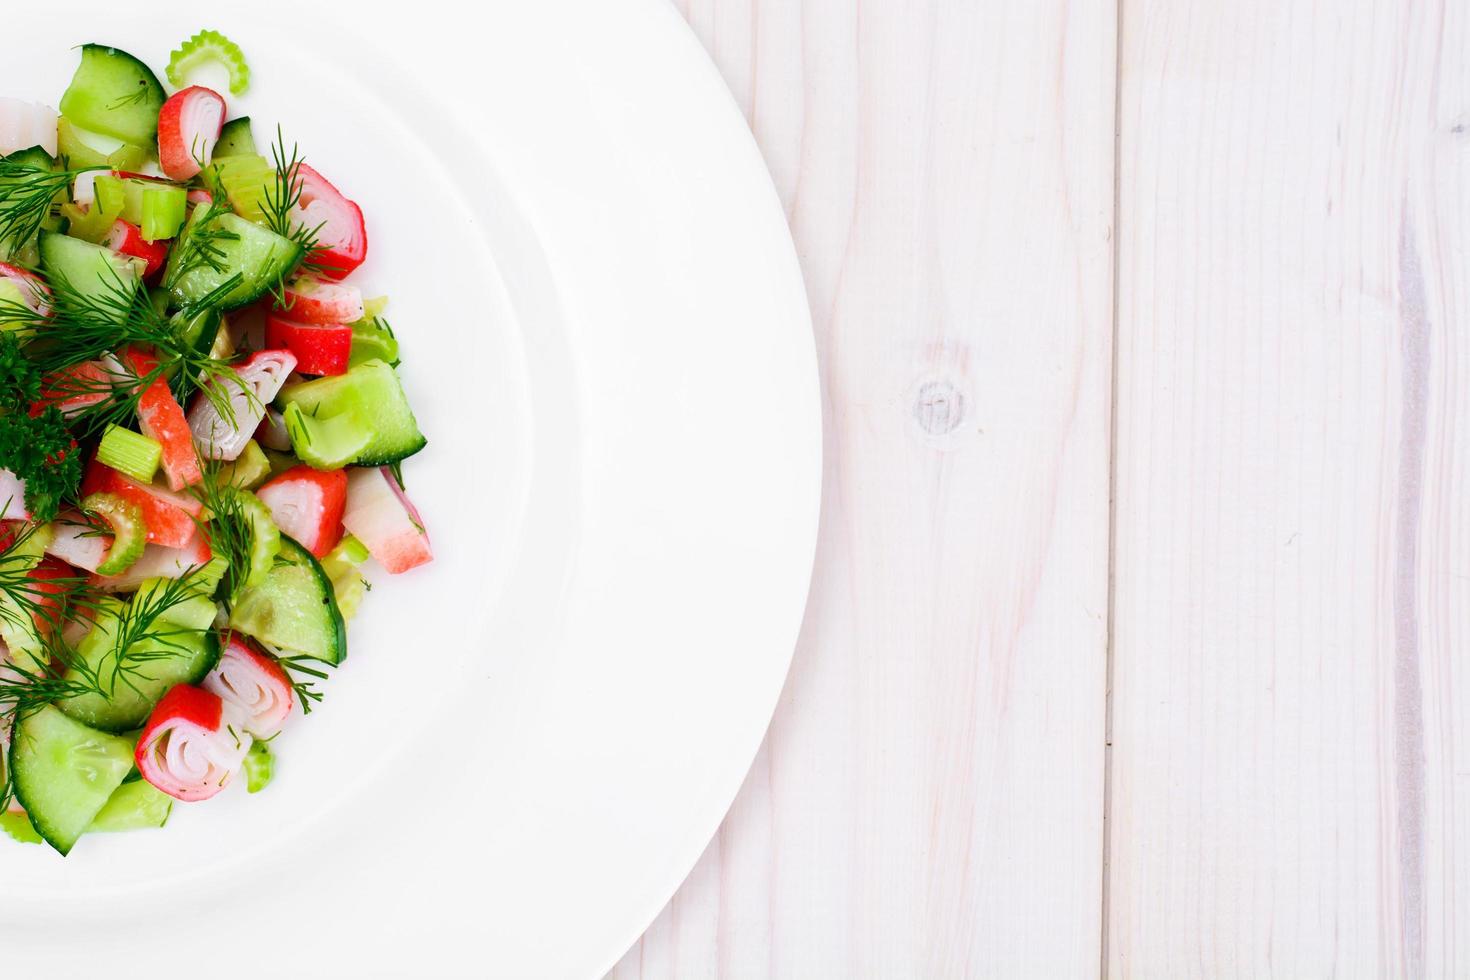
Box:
[0,30,432,855]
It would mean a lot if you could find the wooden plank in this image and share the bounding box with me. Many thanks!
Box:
[1108,1,1470,975]
[611,0,1118,976]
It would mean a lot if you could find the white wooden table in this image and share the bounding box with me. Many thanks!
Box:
[611,1,1470,976]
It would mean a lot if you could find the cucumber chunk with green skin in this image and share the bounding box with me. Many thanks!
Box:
[229,535,347,664]
[9,706,136,854]
[277,360,427,466]
[88,778,172,832]
[3,146,55,171]
[39,231,143,319]
[57,595,222,733]
[165,208,304,310]
[216,117,256,158]
[58,45,167,147]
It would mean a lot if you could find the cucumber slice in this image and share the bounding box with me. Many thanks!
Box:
[58,45,167,147]
[57,595,222,733]
[165,208,304,310]
[229,535,347,664]
[216,117,256,158]
[277,360,427,466]
[88,778,172,832]
[38,231,143,318]
[4,146,54,171]
[9,706,135,854]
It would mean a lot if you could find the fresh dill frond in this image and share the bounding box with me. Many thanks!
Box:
[0,159,101,256]
[189,459,267,605]
[20,265,245,436]
[163,185,240,289]
[273,653,330,714]
[261,127,329,283]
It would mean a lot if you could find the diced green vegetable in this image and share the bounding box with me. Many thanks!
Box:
[167,30,251,96]
[203,153,274,222]
[96,425,162,484]
[38,231,143,322]
[55,117,146,171]
[165,208,304,310]
[62,173,127,243]
[139,184,187,241]
[349,318,399,367]
[79,491,146,576]
[277,360,426,466]
[321,534,370,620]
[57,594,221,732]
[228,487,282,590]
[0,810,42,845]
[216,440,272,490]
[283,401,373,470]
[244,741,273,793]
[215,117,256,157]
[88,779,172,832]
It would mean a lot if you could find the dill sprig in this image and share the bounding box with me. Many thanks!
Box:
[164,178,240,290]
[261,127,328,286]
[273,652,330,715]
[0,158,101,257]
[14,265,245,437]
[189,459,266,605]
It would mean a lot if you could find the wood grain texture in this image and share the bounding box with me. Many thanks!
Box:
[1108,1,1470,976]
[610,0,1117,977]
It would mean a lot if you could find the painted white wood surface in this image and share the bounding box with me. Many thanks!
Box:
[611,0,1117,977]
[614,0,1470,976]
[1108,1,1470,976]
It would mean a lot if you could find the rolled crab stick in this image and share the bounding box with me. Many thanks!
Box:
[156,86,225,181]
[202,635,294,739]
[287,164,367,279]
[0,261,53,317]
[187,349,296,461]
[135,685,252,802]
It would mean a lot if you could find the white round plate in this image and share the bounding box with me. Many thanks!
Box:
[3,2,819,976]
